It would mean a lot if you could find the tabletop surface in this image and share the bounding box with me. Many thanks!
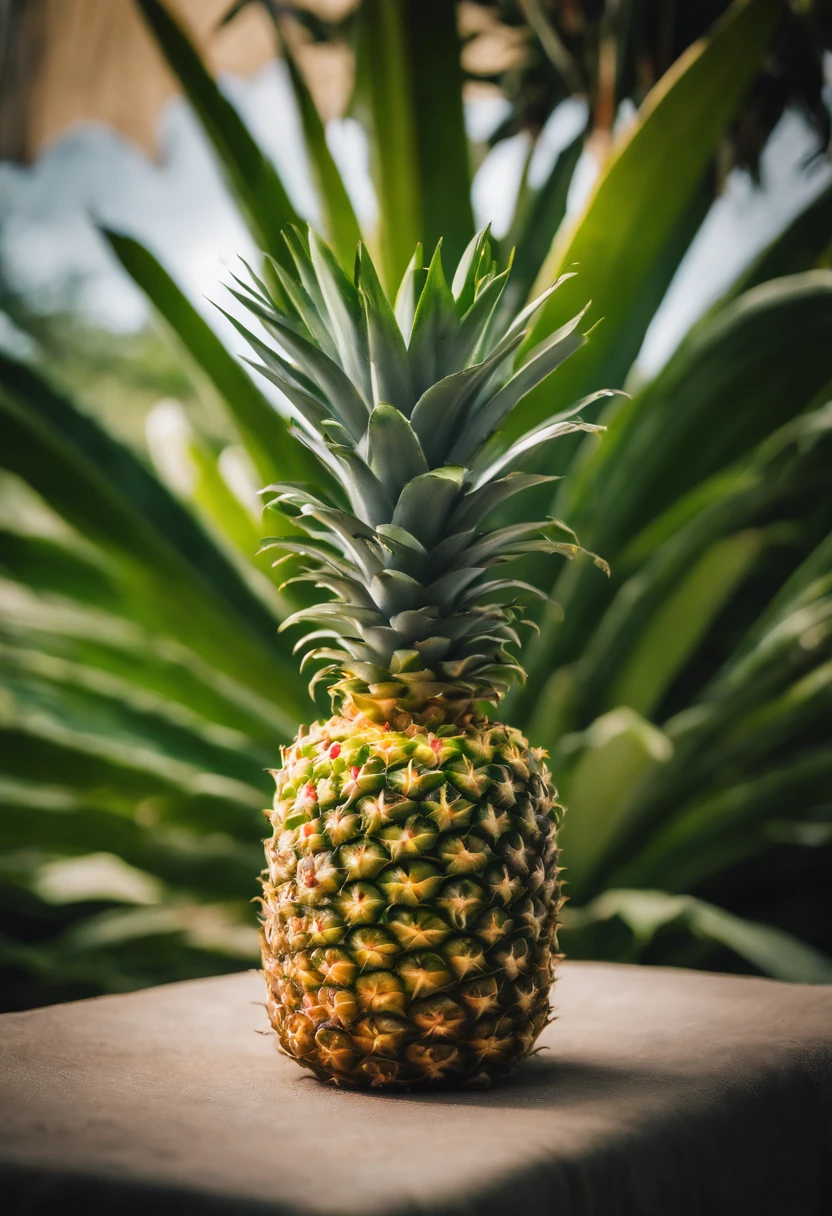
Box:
[1,961,831,1216]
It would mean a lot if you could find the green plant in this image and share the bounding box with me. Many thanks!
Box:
[247,224,606,1089]
[1,0,830,1010]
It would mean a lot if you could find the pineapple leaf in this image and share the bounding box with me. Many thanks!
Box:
[328,446,395,528]
[471,419,605,489]
[393,245,425,344]
[102,229,318,487]
[308,228,372,404]
[234,306,369,442]
[279,40,361,274]
[392,470,465,549]
[452,311,590,463]
[408,242,459,397]
[262,256,339,361]
[452,226,493,312]
[357,246,413,411]
[282,227,330,320]
[410,333,525,462]
[367,405,429,498]
[450,474,560,532]
[135,0,299,265]
[452,264,513,369]
[370,571,429,617]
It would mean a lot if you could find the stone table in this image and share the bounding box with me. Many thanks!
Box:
[1,962,831,1215]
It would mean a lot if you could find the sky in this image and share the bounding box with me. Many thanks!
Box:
[0,58,829,378]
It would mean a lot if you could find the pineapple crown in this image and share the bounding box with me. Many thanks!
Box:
[225,226,610,729]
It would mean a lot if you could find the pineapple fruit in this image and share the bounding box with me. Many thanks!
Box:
[229,226,608,1089]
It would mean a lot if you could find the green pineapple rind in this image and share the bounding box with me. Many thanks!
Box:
[261,716,562,1090]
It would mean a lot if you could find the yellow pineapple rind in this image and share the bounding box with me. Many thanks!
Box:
[260,714,563,1090]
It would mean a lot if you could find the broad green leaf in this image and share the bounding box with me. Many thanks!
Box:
[354,0,473,291]
[136,0,299,263]
[0,781,258,901]
[103,227,319,487]
[353,0,419,292]
[571,889,832,983]
[554,707,673,885]
[614,747,832,893]
[0,590,285,744]
[512,273,832,718]
[144,398,290,594]
[580,631,832,900]
[498,126,585,323]
[0,355,305,721]
[607,530,767,718]
[398,0,473,271]
[1,642,269,784]
[735,528,832,661]
[516,0,779,430]
[0,719,261,833]
[687,898,832,983]
[563,402,832,729]
[0,529,122,612]
[280,40,361,272]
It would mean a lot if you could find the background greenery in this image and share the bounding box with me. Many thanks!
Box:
[1,0,831,1010]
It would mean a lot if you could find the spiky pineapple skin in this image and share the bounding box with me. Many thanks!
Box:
[260,716,562,1090]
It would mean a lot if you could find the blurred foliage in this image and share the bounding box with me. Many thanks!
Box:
[0,0,831,1010]
[0,275,203,451]
[276,0,832,176]
[463,0,832,178]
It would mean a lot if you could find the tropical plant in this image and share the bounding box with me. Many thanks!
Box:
[1,0,830,1011]
[245,220,613,1088]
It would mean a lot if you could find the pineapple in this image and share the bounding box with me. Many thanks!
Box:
[228,226,609,1089]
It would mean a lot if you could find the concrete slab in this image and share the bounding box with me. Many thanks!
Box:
[1,961,831,1215]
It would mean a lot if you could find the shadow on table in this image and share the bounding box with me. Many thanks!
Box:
[295,1054,656,1112]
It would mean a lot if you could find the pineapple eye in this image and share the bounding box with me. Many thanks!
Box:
[386,908,451,949]
[379,817,438,860]
[458,976,501,1019]
[409,994,467,1040]
[396,952,454,998]
[355,971,408,1016]
[347,927,400,970]
[335,882,385,925]
[435,878,485,929]
[442,936,487,979]
[339,840,388,880]
[437,833,491,875]
[377,862,443,907]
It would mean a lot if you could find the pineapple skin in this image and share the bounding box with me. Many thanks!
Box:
[260,715,562,1090]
